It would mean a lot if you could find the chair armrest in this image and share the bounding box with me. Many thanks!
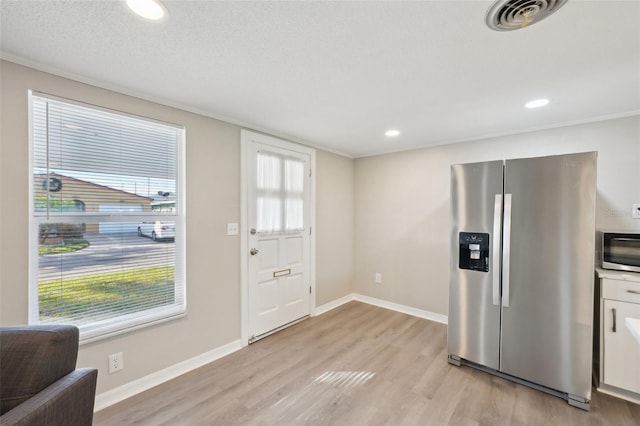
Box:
[0,368,97,426]
[1,325,79,413]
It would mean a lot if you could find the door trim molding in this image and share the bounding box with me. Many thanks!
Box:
[240,129,316,346]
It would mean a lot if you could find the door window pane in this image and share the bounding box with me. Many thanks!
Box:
[256,151,304,233]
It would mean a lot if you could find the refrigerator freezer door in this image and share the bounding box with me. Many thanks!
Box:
[448,160,503,370]
[500,152,597,401]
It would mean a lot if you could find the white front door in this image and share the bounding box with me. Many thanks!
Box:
[243,132,314,342]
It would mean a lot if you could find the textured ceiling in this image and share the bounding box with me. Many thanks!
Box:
[1,0,639,157]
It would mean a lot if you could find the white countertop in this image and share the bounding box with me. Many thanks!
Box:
[626,318,640,345]
[596,267,640,283]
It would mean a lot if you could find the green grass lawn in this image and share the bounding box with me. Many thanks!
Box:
[39,239,90,255]
[39,266,176,322]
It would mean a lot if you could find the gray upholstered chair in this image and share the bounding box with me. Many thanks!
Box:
[0,325,98,426]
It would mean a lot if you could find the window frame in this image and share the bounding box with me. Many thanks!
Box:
[28,90,187,344]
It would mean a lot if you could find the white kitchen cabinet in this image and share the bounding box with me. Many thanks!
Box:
[596,268,640,403]
[602,299,640,392]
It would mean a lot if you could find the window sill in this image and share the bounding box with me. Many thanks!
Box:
[79,311,186,345]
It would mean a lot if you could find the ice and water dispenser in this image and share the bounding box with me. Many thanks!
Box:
[458,232,490,272]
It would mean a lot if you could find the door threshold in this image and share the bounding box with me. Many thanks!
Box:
[249,315,310,344]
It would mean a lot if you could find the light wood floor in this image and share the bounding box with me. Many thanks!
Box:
[94,302,640,425]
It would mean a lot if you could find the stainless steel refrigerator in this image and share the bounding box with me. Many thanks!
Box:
[447,151,597,410]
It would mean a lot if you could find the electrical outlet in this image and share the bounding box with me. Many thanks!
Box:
[108,352,124,374]
[375,273,382,284]
[632,203,640,219]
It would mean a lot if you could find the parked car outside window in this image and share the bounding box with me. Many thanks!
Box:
[138,200,175,241]
[137,221,175,241]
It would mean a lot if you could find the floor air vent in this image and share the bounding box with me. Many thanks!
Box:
[486,0,568,31]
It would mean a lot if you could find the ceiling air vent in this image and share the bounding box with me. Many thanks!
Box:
[486,0,568,31]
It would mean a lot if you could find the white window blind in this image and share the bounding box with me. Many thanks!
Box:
[256,151,305,233]
[29,92,185,342]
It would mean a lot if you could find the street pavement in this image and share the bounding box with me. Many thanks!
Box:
[38,232,175,281]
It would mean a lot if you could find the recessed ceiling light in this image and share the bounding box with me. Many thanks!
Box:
[525,98,550,109]
[385,129,400,137]
[126,0,167,21]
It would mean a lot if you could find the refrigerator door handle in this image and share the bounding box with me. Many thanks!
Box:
[502,194,512,308]
[492,194,502,306]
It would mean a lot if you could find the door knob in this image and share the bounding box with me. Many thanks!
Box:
[250,228,257,235]
[250,248,259,256]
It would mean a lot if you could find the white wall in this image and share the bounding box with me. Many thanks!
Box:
[354,116,640,316]
[316,150,354,305]
[0,60,354,394]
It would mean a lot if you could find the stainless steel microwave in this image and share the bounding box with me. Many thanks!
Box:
[602,232,640,273]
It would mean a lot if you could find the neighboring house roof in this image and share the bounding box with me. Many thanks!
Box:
[35,172,153,202]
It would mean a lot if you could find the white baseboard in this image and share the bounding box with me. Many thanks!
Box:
[353,294,448,324]
[597,384,640,405]
[95,294,446,412]
[94,339,242,412]
[315,292,448,325]
[314,293,357,316]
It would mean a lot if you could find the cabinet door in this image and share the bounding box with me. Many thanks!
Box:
[603,299,640,393]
